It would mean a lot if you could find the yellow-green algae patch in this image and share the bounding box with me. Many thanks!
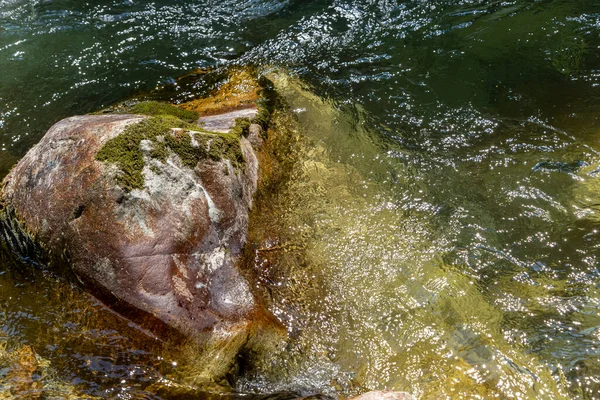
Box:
[128,101,200,123]
[98,100,200,123]
[230,117,252,137]
[95,115,244,191]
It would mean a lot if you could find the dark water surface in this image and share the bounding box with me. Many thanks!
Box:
[1,0,600,398]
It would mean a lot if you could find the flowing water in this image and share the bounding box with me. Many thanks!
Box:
[1,0,600,398]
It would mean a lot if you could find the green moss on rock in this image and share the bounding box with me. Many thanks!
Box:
[98,101,199,123]
[164,130,244,170]
[129,102,200,123]
[231,117,251,137]
[96,115,244,191]
[252,104,271,130]
[251,77,278,133]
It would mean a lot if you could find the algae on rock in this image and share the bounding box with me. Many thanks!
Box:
[93,67,273,192]
[99,100,200,123]
[95,115,245,191]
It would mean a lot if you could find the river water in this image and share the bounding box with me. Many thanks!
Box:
[1,0,600,398]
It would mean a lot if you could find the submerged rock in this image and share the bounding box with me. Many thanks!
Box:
[0,72,278,373]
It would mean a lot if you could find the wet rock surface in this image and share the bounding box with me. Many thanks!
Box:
[199,108,258,133]
[349,391,414,400]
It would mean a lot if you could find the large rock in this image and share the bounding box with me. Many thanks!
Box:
[0,106,268,341]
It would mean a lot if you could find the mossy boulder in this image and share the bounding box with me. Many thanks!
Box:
[0,90,278,380]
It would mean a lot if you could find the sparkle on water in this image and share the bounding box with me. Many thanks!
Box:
[1,0,600,398]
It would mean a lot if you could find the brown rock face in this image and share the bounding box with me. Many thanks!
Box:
[0,112,264,339]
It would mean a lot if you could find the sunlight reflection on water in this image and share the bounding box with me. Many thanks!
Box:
[0,0,600,398]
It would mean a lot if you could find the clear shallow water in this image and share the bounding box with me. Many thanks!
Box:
[2,0,600,398]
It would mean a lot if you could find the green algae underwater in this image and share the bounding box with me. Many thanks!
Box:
[237,73,578,399]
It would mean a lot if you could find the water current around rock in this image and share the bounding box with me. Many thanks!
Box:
[1,0,600,398]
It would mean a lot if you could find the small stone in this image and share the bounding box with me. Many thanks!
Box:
[248,123,264,150]
[350,391,415,400]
